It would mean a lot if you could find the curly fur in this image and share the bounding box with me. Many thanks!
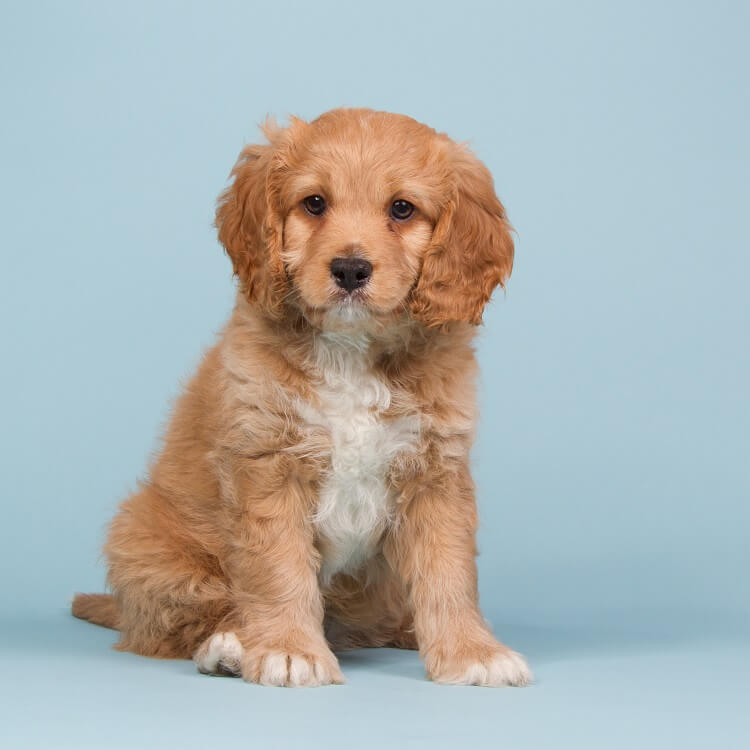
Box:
[72,108,530,688]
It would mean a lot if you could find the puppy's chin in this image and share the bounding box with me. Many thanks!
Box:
[320,297,373,333]
[298,293,410,337]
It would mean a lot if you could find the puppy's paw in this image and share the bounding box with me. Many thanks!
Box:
[427,643,532,687]
[194,631,244,676]
[242,643,345,687]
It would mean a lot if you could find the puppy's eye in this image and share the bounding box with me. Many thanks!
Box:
[303,195,327,216]
[390,199,415,221]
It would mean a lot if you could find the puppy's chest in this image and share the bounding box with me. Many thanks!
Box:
[296,347,419,581]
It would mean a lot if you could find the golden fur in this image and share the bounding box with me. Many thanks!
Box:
[73,108,531,687]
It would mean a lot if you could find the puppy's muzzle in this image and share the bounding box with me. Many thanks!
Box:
[330,257,372,293]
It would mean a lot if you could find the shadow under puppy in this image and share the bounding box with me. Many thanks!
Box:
[73,108,531,687]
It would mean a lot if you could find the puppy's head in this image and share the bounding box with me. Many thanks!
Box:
[216,109,513,328]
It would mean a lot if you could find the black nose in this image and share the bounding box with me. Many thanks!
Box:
[330,257,372,293]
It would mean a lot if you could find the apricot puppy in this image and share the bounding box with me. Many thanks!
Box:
[73,108,531,687]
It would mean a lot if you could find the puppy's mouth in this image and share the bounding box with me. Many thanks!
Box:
[331,287,368,306]
[322,288,373,325]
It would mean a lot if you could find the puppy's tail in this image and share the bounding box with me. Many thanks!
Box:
[71,593,120,630]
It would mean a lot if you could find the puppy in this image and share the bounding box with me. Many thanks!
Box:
[73,108,531,687]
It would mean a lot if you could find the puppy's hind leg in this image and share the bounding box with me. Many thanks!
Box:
[104,485,232,659]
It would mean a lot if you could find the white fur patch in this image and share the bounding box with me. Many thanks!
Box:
[438,650,532,687]
[194,632,244,676]
[299,329,419,581]
[255,650,342,687]
[259,652,293,686]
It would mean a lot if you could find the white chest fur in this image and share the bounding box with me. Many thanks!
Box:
[297,331,419,582]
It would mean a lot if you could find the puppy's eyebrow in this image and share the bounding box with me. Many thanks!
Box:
[389,183,441,219]
[287,176,327,204]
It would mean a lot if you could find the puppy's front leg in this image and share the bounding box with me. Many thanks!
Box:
[219,455,343,687]
[387,462,532,687]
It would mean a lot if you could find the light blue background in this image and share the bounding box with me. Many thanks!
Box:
[1,1,748,748]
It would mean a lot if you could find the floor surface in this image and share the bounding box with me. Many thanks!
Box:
[2,614,747,749]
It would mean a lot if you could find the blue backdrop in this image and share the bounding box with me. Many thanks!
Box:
[1,2,747,748]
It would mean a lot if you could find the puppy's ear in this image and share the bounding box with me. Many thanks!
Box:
[410,145,514,327]
[215,120,288,315]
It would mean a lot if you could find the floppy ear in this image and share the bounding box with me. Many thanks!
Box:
[410,146,514,327]
[215,122,287,316]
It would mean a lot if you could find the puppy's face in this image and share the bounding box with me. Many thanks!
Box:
[217,109,514,328]
[277,113,443,324]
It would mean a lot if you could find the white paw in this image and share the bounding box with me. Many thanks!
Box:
[245,648,345,687]
[434,649,532,687]
[194,632,244,676]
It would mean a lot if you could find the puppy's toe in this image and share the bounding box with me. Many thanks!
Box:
[244,646,344,687]
[194,632,244,676]
[484,649,533,687]
[430,646,532,687]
